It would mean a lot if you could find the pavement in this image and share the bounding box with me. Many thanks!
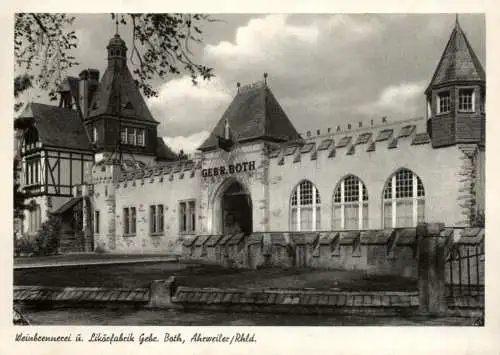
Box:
[13,253,180,269]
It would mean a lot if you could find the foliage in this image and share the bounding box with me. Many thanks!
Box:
[14,236,37,257]
[14,13,79,102]
[14,13,216,102]
[94,243,107,254]
[178,149,188,160]
[472,209,485,228]
[13,156,31,220]
[35,215,62,256]
[114,13,215,97]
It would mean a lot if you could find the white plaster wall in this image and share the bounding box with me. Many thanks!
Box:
[268,137,463,230]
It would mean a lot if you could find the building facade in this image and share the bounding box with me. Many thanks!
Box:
[16,19,485,255]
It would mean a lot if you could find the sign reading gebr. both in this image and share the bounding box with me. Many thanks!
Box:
[202,161,256,178]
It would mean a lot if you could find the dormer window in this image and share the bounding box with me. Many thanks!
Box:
[458,88,475,112]
[437,91,451,114]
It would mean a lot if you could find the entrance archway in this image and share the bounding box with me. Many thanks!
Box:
[216,179,253,236]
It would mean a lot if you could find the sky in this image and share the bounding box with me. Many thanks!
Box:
[16,13,485,153]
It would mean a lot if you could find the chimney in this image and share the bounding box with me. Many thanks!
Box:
[79,70,89,118]
[79,69,100,118]
[88,69,100,110]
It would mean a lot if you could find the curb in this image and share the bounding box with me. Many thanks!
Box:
[14,256,180,270]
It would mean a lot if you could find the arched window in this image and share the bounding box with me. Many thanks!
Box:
[383,169,425,228]
[291,180,321,231]
[333,175,368,230]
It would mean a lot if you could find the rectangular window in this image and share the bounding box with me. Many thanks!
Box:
[158,204,164,233]
[150,205,156,233]
[130,207,136,234]
[179,200,196,233]
[123,207,129,235]
[93,126,98,143]
[128,129,136,145]
[121,126,145,146]
[120,127,127,144]
[25,159,41,185]
[437,91,451,114]
[123,207,136,235]
[188,200,196,232]
[94,210,100,234]
[458,88,474,112]
[137,129,145,146]
[179,202,187,232]
[149,204,164,234]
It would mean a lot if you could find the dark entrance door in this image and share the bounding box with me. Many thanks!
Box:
[221,181,252,235]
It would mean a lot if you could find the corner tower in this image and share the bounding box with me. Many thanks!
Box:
[425,17,485,148]
[84,29,162,167]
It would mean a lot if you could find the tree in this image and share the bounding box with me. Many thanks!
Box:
[13,156,31,220]
[14,13,216,104]
[13,12,216,218]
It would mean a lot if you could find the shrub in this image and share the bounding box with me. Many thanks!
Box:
[94,243,107,254]
[35,215,62,256]
[14,236,37,257]
[472,209,485,228]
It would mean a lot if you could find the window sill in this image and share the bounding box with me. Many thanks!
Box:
[458,110,475,114]
[435,111,451,116]
[179,231,196,235]
[121,143,146,148]
[123,234,136,238]
[24,183,42,188]
[150,232,164,237]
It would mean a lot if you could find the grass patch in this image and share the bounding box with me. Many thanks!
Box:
[14,262,417,291]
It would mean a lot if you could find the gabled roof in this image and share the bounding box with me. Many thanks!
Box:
[16,103,92,151]
[426,20,485,93]
[198,81,301,151]
[87,66,158,123]
[156,138,179,161]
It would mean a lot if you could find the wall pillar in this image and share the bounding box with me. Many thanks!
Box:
[417,222,447,315]
[148,276,180,309]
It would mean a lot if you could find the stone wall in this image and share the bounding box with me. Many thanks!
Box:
[183,227,483,278]
[183,229,420,276]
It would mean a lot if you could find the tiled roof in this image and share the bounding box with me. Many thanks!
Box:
[268,148,281,158]
[284,145,298,156]
[300,142,315,153]
[355,132,372,145]
[87,65,158,123]
[412,132,431,145]
[16,103,92,151]
[52,196,88,215]
[317,139,333,151]
[198,81,301,151]
[375,129,393,142]
[398,125,416,138]
[426,21,485,93]
[336,136,352,148]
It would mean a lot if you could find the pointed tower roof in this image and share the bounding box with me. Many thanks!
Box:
[198,79,301,151]
[86,33,158,123]
[87,68,158,123]
[426,17,485,94]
